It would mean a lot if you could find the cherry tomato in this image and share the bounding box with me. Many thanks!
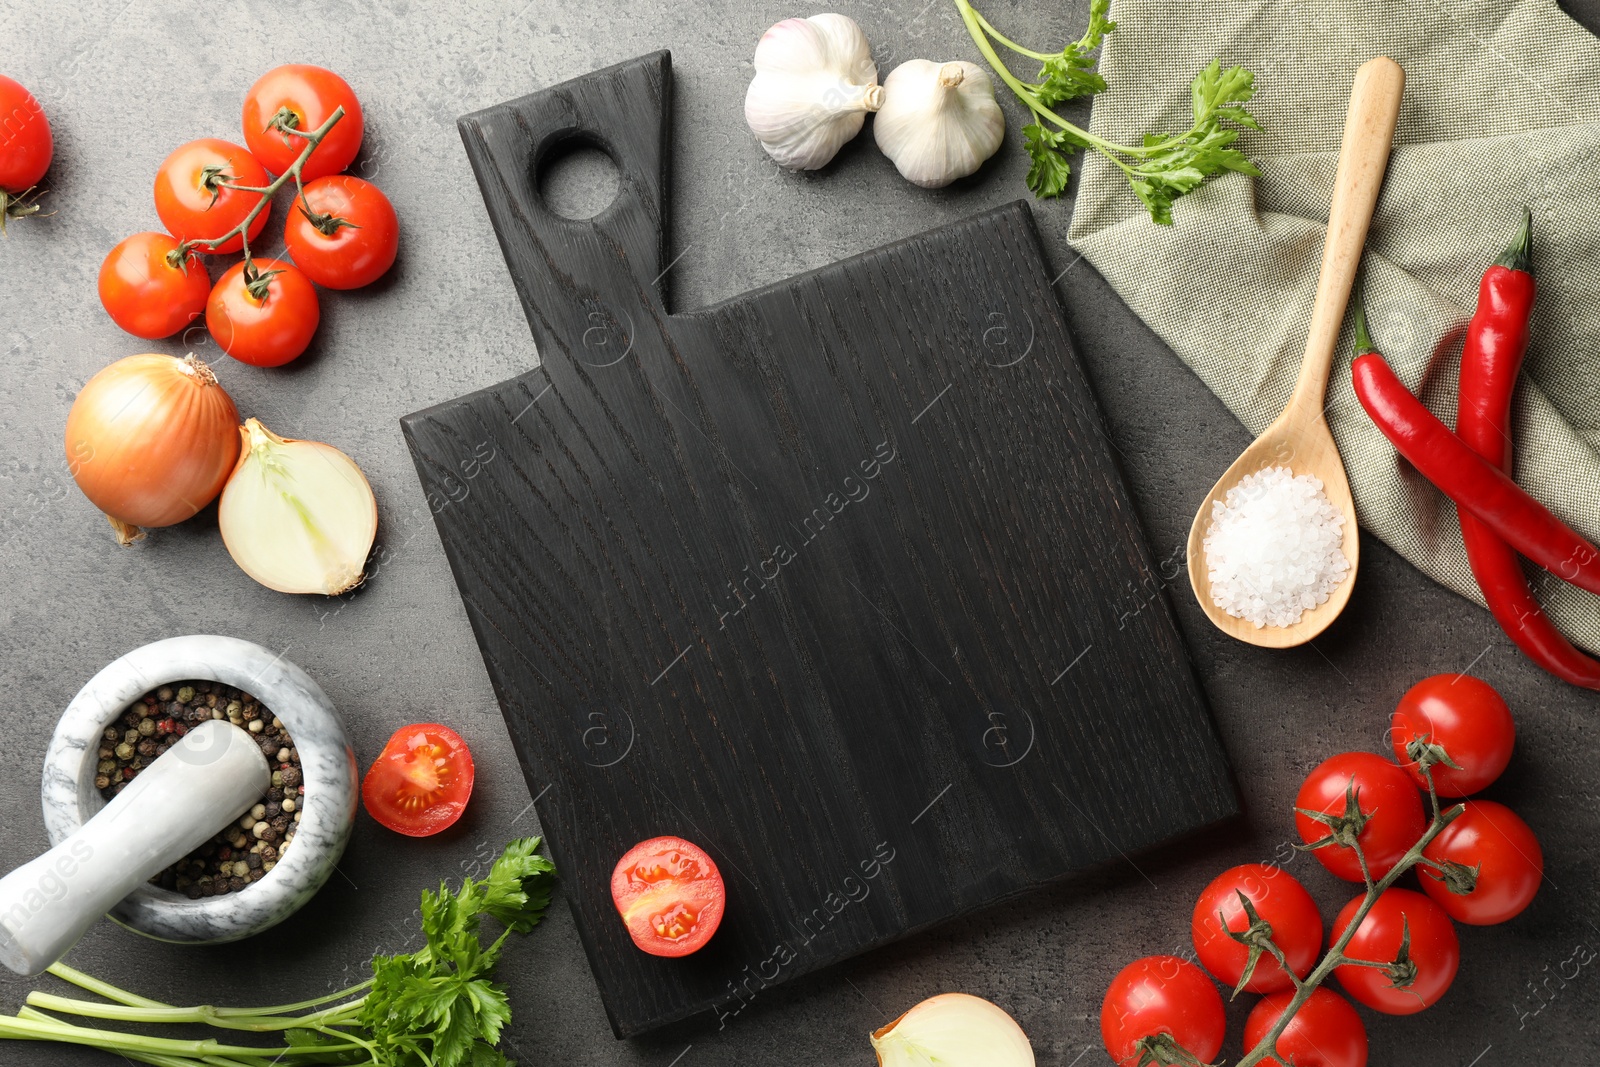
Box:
[1295,752,1425,882]
[1191,863,1322,994]
[1390,674,1514,797]
[610,836,726,957]
[206,258,320,367]
[242,65,364,180]
[98,233,211,339]
[1420,799,1542,925]
[361,723,475,837]
[154,139,271,254]
[284,175,398,289]
[1244,988,1367,1067]
[1332,888,1459,1015]
[1100,956,1224,1067]
[0,75,52,193]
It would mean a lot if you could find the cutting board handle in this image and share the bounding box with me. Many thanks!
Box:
[457,51,672,361]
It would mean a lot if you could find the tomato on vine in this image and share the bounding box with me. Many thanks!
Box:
[0,75,52,231]
[1390,674,1515,797]
[1420,799,1542,925]
[1244,988,1368,1067]
[98,233,212,339]
[1295,752,1426,882]
[1332,888,1459,1015]
[285,175,398,289]
[1191,863,1322,995]
[154,139,271,254]
[242,65,364,180]
[206,258,320,367]
[1100,955,1224,1067]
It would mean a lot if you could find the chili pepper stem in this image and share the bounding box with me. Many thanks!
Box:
[1494,206,1533,274]
[1351,285,1377,357]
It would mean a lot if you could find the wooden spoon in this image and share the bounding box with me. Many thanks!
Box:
[1186,56,1404,648]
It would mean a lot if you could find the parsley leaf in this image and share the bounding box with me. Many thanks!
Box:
[1125,60,1261,224]
[483,836,558,933]
[1033,0,1117,108]
[1023,124,1074,198]
[957,0,1262,222]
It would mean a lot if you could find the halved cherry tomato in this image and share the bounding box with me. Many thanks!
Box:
[242,65,364,180]
[1332,888,1459,1015]
[285,175,398,289]
[1100,955,1224,1067]
[0,75,52,193]
[1420,799,1542,925]
[362,723,475,837]
[1191,863,1322,994]
[98,233,211,339]
[1390,674,1515,796]
[1295,752,1425,882]
[610,836,726,958]
[206,258,320,367]
[153,139,270,254]
[1244,987,1368,1067]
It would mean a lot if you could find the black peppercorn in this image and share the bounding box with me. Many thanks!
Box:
[100,678,301,900]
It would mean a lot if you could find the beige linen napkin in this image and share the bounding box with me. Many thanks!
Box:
[1067,0,1600,653]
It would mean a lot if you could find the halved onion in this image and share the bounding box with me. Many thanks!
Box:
[871,993,1035,1067]
[219,418,377,595]
[64,353,241,544]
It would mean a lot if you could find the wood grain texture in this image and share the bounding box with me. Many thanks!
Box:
[402,51,1237,1038]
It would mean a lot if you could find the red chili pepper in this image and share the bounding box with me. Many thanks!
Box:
[1350,348,1600,598]
[1453,211,1600,689]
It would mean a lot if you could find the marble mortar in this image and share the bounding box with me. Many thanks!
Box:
[40,635,358,944]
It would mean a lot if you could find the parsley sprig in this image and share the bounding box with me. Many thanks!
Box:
[956,0,1263,224]
[0,838,557,1067]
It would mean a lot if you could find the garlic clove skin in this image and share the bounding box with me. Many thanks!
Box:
[874,60,1005,188]
[870,992,1035,1067]
[745,13,882,170]
[219,418,378,596]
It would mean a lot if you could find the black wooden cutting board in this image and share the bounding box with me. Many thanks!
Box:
[402,51,1236,1038]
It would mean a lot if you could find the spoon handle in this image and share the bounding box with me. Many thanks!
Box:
[1289,56,1405,417]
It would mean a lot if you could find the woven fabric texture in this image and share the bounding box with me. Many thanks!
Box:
[1067,0,1600,654]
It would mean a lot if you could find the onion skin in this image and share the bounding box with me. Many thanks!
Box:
[64,353,241,544]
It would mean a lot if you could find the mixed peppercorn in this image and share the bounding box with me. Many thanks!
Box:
[96,680,303,898]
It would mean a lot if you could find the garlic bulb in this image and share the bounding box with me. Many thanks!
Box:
[874,60,1005,188]
[745,13,883,170]
[219,418,378,595]
[870,992,1035,1067]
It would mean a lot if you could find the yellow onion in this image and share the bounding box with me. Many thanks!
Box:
[870,993,1035,1067]
[64,353,241,545]
[219,418,377,595]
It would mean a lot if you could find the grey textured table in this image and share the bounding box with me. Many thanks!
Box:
[1,1,1595,1064]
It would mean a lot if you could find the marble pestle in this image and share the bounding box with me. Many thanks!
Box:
[0,719,269,976]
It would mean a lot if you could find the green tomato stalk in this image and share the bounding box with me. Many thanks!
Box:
[953,0,1263,224]
[1132,760,1463,1067]
[0,838,557,1067]
[175,106,348,271]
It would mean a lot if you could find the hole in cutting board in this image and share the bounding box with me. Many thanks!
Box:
[537,138,621,220]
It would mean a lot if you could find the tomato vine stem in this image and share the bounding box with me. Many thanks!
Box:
[178,107,346,267]
[1233,764,1464,1067]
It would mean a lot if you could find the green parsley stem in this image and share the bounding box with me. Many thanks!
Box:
[969,9,1054,61]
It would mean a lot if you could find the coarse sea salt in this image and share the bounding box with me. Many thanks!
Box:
[1203,466,1350,629]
